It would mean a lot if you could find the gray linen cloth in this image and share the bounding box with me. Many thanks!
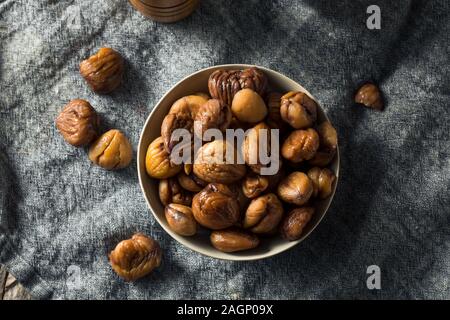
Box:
[0,0,449,299]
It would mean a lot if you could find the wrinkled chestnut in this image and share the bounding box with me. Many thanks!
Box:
[79,48,124,94]
[194,99,232,137]
[165,203,197,236]
[231,89,268,124]
[280,207,315,241]
[208,67,268,106]
[210,228,260,253]
[56,99,99,146]
[308,122,338,167]
[169,94,209,118]
[244,193,284,234]
[109,233,162,281]
[242,173,270,199]
[145,137,182,179]
[282,128,319,163]
[193,140,246,184]
[161,112,193,153]
[242,122,277,174]
[159,178,192,206]
[177,172,206,192]
[280,91,317,129]
[307,167,336,199]
[266,92,284,131]
[277,172,313,205]
[192,183,240,230]
[88,129,133,170]
[355,83,384,110]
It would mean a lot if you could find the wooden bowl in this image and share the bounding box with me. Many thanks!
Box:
[137,64,340,261]
[129,0,199,23]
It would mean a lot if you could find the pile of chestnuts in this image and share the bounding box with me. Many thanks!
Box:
[146,67,338,253]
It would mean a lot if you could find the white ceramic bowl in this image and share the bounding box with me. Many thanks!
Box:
[137,64,339,261]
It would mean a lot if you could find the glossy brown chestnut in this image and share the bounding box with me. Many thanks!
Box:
[243,193,284,234]
[280,207,315,241]
[165,203,197,236]
[192,183,240,230]
[210,228,260,253]
[281,128,319,163]
[109,233,162,281]
[277,172,313,205]
[56,99,99,147]
[79,48,124,94]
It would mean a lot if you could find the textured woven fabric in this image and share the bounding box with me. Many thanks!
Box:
[0,0,449,299]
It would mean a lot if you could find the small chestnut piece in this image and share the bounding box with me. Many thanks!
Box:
[177,172,206,192]
[355,83,384,110]
[277,172,313,205]
[281,207,315,241]
[159,178,192,206]
[280,91,317,129]
[165,203,197,236]
[307,167,336,199]
[192,183,240,230]
[193,140,246,184]
[231,88,268,124]
[308,122,338,167]
[242,173,270,199]
[194,99,232,137]
[244,193,284,234]
[56,99,99,146]
[210,228,260,253]
[88,129,133,170]
[109,233,162,281]
[79,47,124,94]
[145,137,182,179]
[282,128,319,163]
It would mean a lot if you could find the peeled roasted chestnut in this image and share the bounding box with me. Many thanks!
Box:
[177,171,206,192]
[208,68,268,106]
[242,122,276,174]
[307,167,336,199]
[231,89,268,123]
[159,178,192,206]
[165,203,197,236]
[280,91,317,129]
[355,83,384,110]
[243,193,284,234]
[88,129,133,170]
[210,228,260,253]
[242,173,270,199]
[79,48,124,94]
[169,94,209,119]
[192,183,240,230]
[145,136,182,179]
[109,233,162,281]
[308,121,338,167]
[194,99,232,137]
[281,128,319,163]
[193,140,246,184]
[277,172,313,205]
[280,207,315,241]
[56,99,99,147]
[161,112,193,153]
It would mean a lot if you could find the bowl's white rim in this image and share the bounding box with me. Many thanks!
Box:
[137,64,340,261]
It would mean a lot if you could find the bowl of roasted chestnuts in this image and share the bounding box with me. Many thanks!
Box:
[137,64,339,260]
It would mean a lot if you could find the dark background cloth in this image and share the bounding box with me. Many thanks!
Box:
[0,0,449,299]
